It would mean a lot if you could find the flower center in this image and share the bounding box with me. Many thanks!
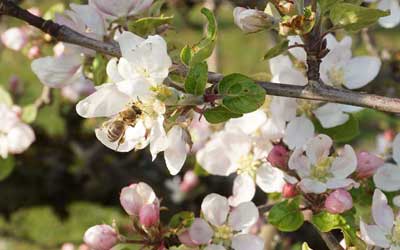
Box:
[310,157,334,182]
[327,67,344,87]
[391,219,400,245]
[214,224,234,242]
[237,154,261,179]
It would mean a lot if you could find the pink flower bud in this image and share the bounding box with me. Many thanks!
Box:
[178,231,198,247]
[267,144,289,170]
[324,189,353,214]
[356,151,384,179]
[180,171,199,193]
[83,225,118,250]
[61,243,75,250]
[282,183,298,198]
[27,46,41,59]
[120,182,158,216]
[139,203,160,228]
[78,245,89,250]
[1,27,28,51]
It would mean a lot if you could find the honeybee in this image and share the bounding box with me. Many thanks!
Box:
[103,104,143,149]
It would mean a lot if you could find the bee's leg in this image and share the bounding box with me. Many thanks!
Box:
[115,136,125,151]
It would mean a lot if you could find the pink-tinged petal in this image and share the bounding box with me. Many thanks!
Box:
[205,244,226,250]
[231,234,265,250]
[120,182,156,216]
[7,123,35,154]
[326,178,359,190]
[393,133,400,165]
[283,115,315,150]
[330,145,357,179]
[373,163,400,192]
[188,218,213,245]
[201,193,229,227]
[360,221,391,248]
[288,148,311,178]
[298,179,327,194]
[83,224,118,250]
[255,164,285,193]
[228,202,259,231]
[76,83,129,118]
[372,189,394,233]
[164,126,189,175]
[229,174,256,207]
[344,56,381,89]
[324,189,353,214]
[356,151,385,179]
[305,134,332,165]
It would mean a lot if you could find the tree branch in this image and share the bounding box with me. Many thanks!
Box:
[1,0,400,113]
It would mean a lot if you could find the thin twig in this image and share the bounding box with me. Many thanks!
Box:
[1,0,400,114]
[34,86,52,109]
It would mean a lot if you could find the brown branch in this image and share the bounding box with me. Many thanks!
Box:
[318,230,345,250]
[1,0,400,113]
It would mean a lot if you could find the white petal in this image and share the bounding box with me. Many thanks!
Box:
[106,58,123,83]
[326,178,359,189]
[277,68,307,86]
[373,163,400,192]
[298,178,327,194]
[7,123,35,154]
[360,221,391,248]
[116,78,153,99]
[256,164,285,193]
[288,36,306,62]
[116,31,145,61]
[337,104,364,113]
[394,195,400,207]
[164,126,188,175]
[269,55,293,76]
[228,202,259,231]
[305,134,332,165]
[393,133,400,165]
[270,97,297,122]
[330,145,357,178]
[188,218,213,245]
[69,4,105,37]
[288,148,311,178]
[229,174,256,207]
[344,57,381,89]
[205,244,226,250]
[76,83,130,118]
[201,193,229,227]
[283,116,315,150]
[225,110,267,135]
[378,0,400,28]
[313,103,349,129]
[149,116,168,160]
[372,189,394,233]
[231,234,265,250]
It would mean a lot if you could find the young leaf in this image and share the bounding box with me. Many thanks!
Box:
[128,16,173,36]
[268,198,304,232]
[204,106,242,124]
[180,8,217,66]
[313,115,360,143]
[264,40,289,60]
[21,104,38,124]
[311,211,345,232]
[185,62,208,96]
[318,0,344,14]
[330,3,389,32]
[218,74,266,114]
[0,86,13,106]
[0,156,15,181]
[168,211,195,229]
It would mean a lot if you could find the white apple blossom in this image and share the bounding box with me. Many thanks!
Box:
[89,0,153,21]
[365,0,400,28]
[196,110,286,206]
[374,133,400,192]
[0,103,35,159]
[360,189,400,249]
[76,31,190,175]
[288,134,358,194]
[1,27,28,51]
[186,193,264,250]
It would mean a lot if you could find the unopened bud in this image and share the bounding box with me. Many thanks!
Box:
[120,182,158,216]
[324,189,353,214]
[139,203,160,228]
[233,7,278,33]
[27,46,41,59]
[282,183,298,198]
[267,144,289,170]
[180,171,199,193]
[83,225,118,250]
[356,151,384,179]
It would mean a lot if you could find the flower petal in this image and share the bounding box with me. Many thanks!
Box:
[225,110,267,135]
[288,148,311,178]
[231,234,264,250]
[228,202,259,231]
[205,244,226,250]
[229,174,256,207]
[330,145,357,178]
[313,103,349,129]
[372,189,394,233]
[344,56,381,89]
[164,126,188,175]
[377,0,400,28]
[188,218,213,245]
[201,193,229,227]
[298,178,327,194]
[373,163,400,192]
[305,134,332,165]
[393,133,400,165]
[283,115,314,150]
[360,221,391,248]
[256,164,286,193]
[7,123,35,154]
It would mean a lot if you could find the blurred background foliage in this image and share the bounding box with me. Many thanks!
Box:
[0,0,399,249]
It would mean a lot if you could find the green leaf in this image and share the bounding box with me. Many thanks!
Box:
[311,211,345,232]
[21,104,38,124]
[268,198,304,232]
[204,106,242,124]
[318,0,344,14]
[313,114,360,143]
[185,62,208,96]
[180,8,217,66]
[43,3,65,20]
[128,16,173,36]
[330,3,389,32]
[91,54,108,86]
[218,74,266,114]
[194,162,209,176]
[264,40,289,60]
[0,86,13,106]
[302,242,313,250]
[168,211,195,229]
[0,156,15,181]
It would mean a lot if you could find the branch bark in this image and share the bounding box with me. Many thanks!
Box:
[1,0,400,113]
